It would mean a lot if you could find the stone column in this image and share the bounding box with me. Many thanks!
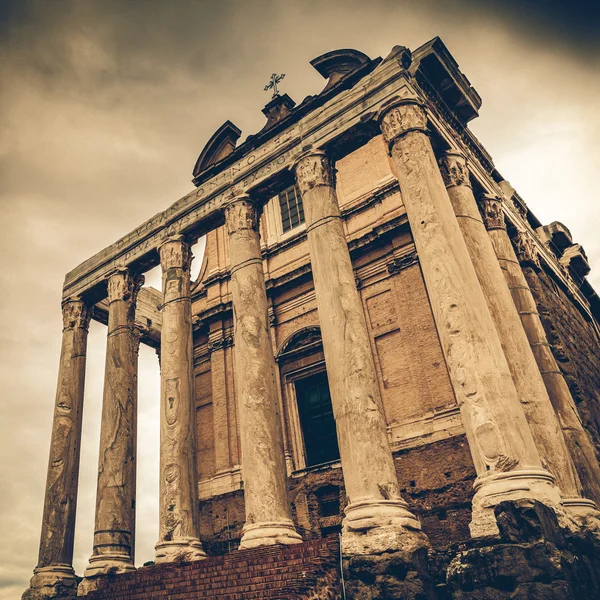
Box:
[294,151,426,556]
[482,196,600,509]
[379,98,561,538]
[224,195,302,549]
[439,152,585,508]
[24,299,90,600]
[155,236,206,563]
[80,269,143,593]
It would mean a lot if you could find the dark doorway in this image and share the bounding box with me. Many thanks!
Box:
[295,371,340,467]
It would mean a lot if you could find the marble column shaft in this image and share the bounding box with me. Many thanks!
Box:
[379,98,561,538]
[155,236,206,563]
[440,153,582,505]
[224,195,301,549]
[82,269,143,583]
[294,151,425,556]
[483,199,600,507]
[25,299,90,598]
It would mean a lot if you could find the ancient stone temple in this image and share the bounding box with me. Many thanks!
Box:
[24,38,600,600]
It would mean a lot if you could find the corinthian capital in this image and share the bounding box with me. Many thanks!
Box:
[107,268,145,304]
[61,297,91,331]
[293,151,335,196]
[224,195,261,236]
[513,231,541,270]
[378,99,428,147]
[438,151,470,188]
[478,195,505,230]
[159,235,193,272]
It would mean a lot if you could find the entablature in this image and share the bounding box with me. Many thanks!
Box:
[63,50,415,303]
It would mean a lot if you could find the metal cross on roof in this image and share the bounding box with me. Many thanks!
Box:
[264,73,285,98]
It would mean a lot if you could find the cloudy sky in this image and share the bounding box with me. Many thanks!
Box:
[1,0,599,596]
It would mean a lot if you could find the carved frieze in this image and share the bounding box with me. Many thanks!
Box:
[379,99,428,147]
[438,152,470,188]
[61,297,91,331]
[513,231,541,270]
[294,152,335,195]
[224,196,260,236]
[478,195,505,231]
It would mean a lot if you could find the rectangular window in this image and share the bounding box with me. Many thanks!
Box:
[295,371,339,467]
[278,185,305,233]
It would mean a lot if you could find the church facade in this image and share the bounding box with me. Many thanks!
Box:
[24,38,600,599]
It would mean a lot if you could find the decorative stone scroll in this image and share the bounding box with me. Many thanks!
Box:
[207,334,234,354]
[61,298,91,331]
[478,195,505,231]
[513,231,541,270]
[224,196,261,237]
[106,268,144,304]
[379,99,428,148]
[438,151,471,188]
[294,151,335,194]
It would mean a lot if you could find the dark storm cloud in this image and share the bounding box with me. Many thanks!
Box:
[1,1,599,597]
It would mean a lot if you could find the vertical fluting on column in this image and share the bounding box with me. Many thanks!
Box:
[439,152,585,511]
[481,196,600,509]
[379,98,561,538]
[294,152,426,556]
[80,269,143,592]
[224,195,302,549]
[155,236,206,563]
[24,299,91,600]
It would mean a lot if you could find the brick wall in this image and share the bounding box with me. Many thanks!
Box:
[85,537,341,600]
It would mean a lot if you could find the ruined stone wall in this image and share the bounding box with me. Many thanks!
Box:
[524,265,600,457]
[197,436,476,552]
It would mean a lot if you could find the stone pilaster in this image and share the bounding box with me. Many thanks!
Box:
[481,194,600,512]
[23,299,91,600]
[224,195,302,549]
[379,98,561,538]
[79,269,144,594]
[439,152,584,515]
[155,236,206,563]
[208,324,233,475]
[294,151,426,556]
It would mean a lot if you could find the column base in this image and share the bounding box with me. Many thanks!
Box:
[22,565,78,600]
[561,497,600,537]
[341,498,427,556]
[470,467,562,539]
[78,553,135,596]
[239,520,303,549]
[154,538,207,564]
